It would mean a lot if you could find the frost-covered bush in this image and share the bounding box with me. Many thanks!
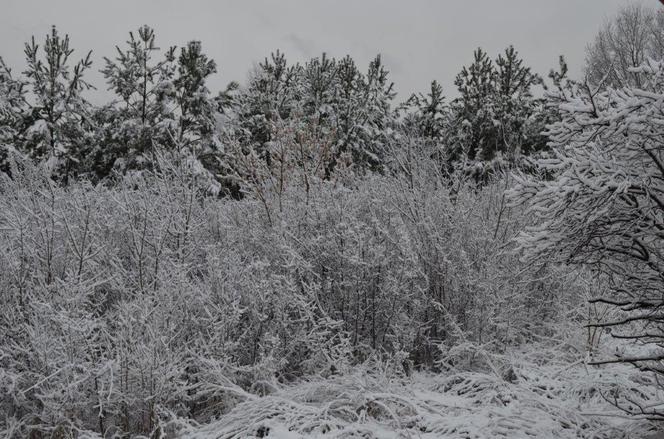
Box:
[0,142,576,437]
[511,58,664,419]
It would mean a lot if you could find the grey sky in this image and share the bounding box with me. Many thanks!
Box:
[0,0,655,103]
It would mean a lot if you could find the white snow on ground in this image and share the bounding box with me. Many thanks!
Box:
[164,340,659,439]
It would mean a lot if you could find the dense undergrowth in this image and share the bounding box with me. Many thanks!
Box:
[181,336,657,439]
[3,4,664,438]
[0,154,588,438]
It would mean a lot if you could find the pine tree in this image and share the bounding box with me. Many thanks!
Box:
[448,46,547,174]
[245,51,302,148]
[405,80,446,143]
[302,52,337,124]
[356,54,396,172]
[401,80,448,172]
[528,55,574,160]
[20,26,94,183]
[167,40,223,193]
[0,57,26,173]
[451,48,497,161]
[101,25,176,174]
[171,41,217,149]
[493,45,543,157]
[225,51,397,192]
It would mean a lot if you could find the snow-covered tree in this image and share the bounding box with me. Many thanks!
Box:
[171,41,217,149]
[585,4,664,90]
[511,58,664,419]
[100,25,176,175]
[450,47,496,162]
[493,45,543,157]
[404,80,447,144]
[354,54,397,172]
[444,46,547,183]
[300,53,397,175]
[226,52,397,186]
[400,80,448,172]
[232,50,302,152]
[0,58,26,173]
[19,26,94,183]
[162,40,223,194]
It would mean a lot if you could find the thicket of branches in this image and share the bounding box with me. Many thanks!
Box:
[511,55,664,421]
[0,142,579,436]
[2,3,664,438]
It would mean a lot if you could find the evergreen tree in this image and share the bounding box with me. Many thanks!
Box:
[406,80,446,143]
[228,52,397,180]
[19,26,94,183]
[100,25,176,175]
[356,54,396,172]
[447,46,546,175]
[168,40,224,193]
[451,48,496,161]
[238,50,302,151]
[0,58,26,173]
[302,52,337,124]
[529,55,575,159]
[493,45,543,157]
[323,55,362,176]
[84,103,125,181]
[401,80,448,172]
[171,40,217,149]
[215,80,240,115]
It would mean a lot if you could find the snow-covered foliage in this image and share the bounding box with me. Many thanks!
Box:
[79,26,219,189]
[221,51,398,181]
[3,5,664,437]
[511,57,664,419]
[0,58,26,172]
[177,337,656,439]
[18,27,94,182]
[0,149,580,437]
[446,46,546,173]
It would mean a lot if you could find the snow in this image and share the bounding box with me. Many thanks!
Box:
[169,340,656,439]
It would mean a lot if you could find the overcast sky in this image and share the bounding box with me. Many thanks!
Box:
[0,0,655,103]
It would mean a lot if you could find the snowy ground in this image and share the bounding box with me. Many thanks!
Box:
[162,341,660,439]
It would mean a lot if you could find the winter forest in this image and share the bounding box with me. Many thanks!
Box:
[2,2,664,438]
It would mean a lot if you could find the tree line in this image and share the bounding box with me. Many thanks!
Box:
[0,24,559,193]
